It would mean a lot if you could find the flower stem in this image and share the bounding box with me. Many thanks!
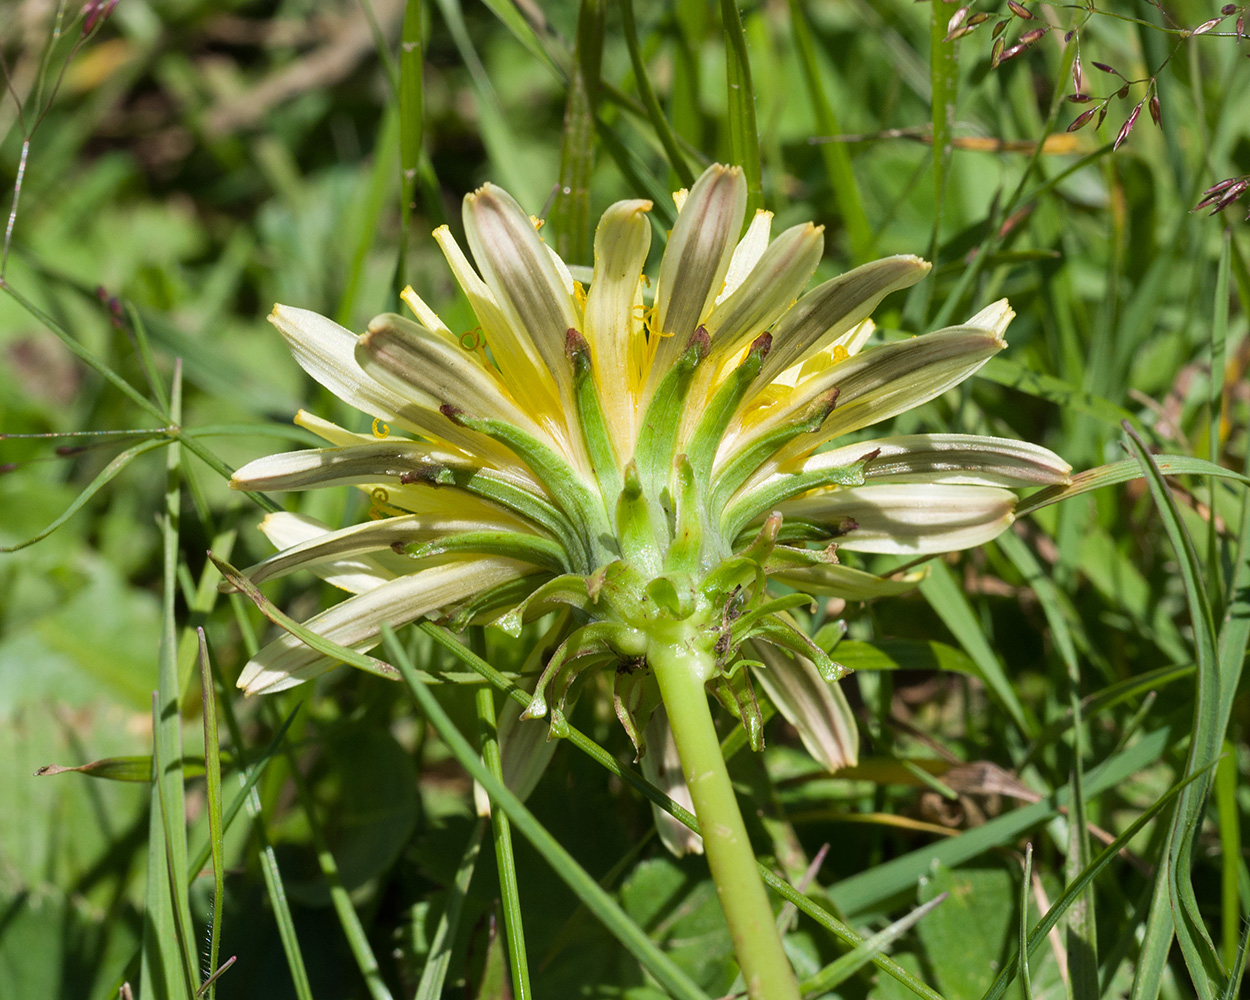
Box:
[648,626,800,1000]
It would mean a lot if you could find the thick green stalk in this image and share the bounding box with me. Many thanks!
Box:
[647,622,799,1000]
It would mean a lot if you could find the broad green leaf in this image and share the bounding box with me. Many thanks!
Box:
[917,864,1017,999]
[833,638,978,677]
[620,858,735,990]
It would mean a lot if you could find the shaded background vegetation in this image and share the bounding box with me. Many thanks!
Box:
[1,1,1248,998]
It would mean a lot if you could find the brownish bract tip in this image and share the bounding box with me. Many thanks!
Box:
[820,387,840,415]
[687,325,711,359]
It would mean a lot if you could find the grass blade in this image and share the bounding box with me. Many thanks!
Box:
[285,738,394,999]
[0,437,170,551]
[383,625,712,1000]
[594,118,676,227]
[474,631,531,1000]
[785,0,872,262]
[432,0,538,204]
[1124,425,1225,999]
[338,103,401,324]
[1219,920,1249,1000]
[799,892,947,994]
[35,755,158,782]
[283,737,394,1000]
[1018,844,1032,1000]
[414,819,487,1000]
[928,0,958,267]
[1214,442,1250,970]
[978,356,1134,428]
[1017,454,1250,517]
[995,532,1097,993]
[140,361,198,999]
[919,560,1030,734]
[721,0,762,217]
[396,0,424,296]
[150,693,200,999]
[124,300,172,415]
[196,630,227,999]
[415,624,947,1000]
[981,761,1217,1000]
[670,0,707,160]
[548,0,603,265]
[832,717,1179,917]
[619,0,694,186]
[1215,743,1241,968]
[1206,233,1230,616]
[1215,419,1250,738]
[186,706,300,883]
[477,0,562,77]
[0,280,166,423]
[211,618,314,1000]
[1022,663,1195,766]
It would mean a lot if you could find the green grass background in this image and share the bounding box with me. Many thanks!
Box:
[0,1,1248,998]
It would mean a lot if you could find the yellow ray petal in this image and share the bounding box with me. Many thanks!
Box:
[584,198,653,456]
[716,209,773,304]
[432,224,564,428]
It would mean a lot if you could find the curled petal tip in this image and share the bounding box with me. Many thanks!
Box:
[465,182,501,204]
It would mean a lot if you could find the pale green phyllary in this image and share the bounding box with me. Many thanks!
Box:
[230,164,1070,997]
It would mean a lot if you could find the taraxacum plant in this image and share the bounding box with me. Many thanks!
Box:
[229,163,1070,997]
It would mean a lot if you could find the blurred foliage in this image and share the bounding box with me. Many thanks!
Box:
[1,0,1248,998]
